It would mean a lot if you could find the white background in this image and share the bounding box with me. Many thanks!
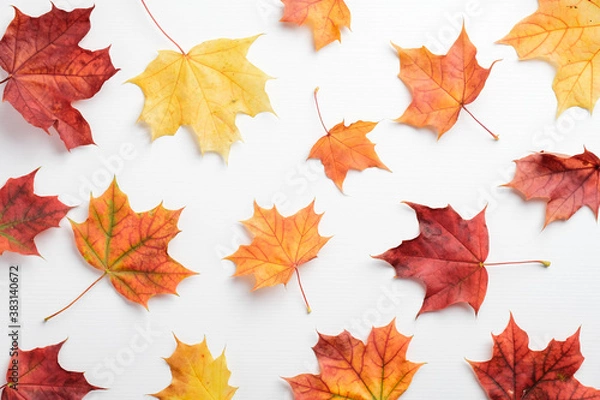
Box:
[1,0,600,398]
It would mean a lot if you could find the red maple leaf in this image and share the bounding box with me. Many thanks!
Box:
[506,148,600,226]
[0,170,71,256]
[0,5,118,149]
[468,314,600,399]
[1,340,102,399]
[375,203,549,315]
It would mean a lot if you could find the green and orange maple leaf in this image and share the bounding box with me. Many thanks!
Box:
[129,2,273,160]
[152,336,236,400]
[500,0,600,115]
[394,26,498,139]
[0,170,71,257]
[285,320,423,399]
[45,179,195,321]
[226,200,330,312]
[281,0,351,50]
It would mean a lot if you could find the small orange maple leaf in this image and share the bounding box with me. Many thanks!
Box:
[394,25,498,139]
[308,87,389,192]
[45,179,196,321]
[280,0,351,50]
[226,200,330,312]
[285,320,423,399]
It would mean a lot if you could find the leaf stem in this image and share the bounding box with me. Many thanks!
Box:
[0,77,9,85]
[44,273,107,322]
[0,383,7,390]
[461,105,499,140]
[140,0,185,54]
[295,267,312,313]
[484,260,551,267]
[313,87,330,135]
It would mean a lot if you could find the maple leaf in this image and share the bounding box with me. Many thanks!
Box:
[375,203,549,315]
[152,336,237,400]
[394,25,498,139]
[280,0,351,50]
[468,314,600,399]
[308,87,389,191]
[506,148,600,226]
[0,5,118,150]
[499,1,600,115]
[226,200,330,312]
[285,319,423,399]
[45,179,196,321]
[129,1,273,161]
[0,340,102,399]
[0,170,71,257]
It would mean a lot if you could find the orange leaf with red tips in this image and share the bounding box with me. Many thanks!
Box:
[375,203,549,316]
[308,88,389,192]
[394,26,498,139]
[506,149,600,226]
[45,179,195,321]
[468,314,600,399]
[1,340,102,399]
[226,200,330,312]
[285,319,423,399]
[281,0,351,50]
[0,170,71,257]
[0,5,118,150]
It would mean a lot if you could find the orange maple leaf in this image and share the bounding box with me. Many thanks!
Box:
[281,0,351,50]
[394,25,498,139]
[308,87,389,192]
[45,179,196,321]
[226,200,330,312]
[285,320,423,399]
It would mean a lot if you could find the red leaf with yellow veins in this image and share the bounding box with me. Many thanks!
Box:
[281,0,351,50]
[285,320,423,399]
[1,340,102,399]
[308,88,389,192]
[394,26,498,139]
[0,5,118,150]
[0,170,71,257]
[468,314,600,399]
[506,149,600,226]
[45,179,196,321]
[226,200,330,312]
[376,203,549,315]
[152,336,237,400]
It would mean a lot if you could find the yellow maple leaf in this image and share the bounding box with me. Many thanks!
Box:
[499,0,600,115]
[152,336,237,400]
[129,35,274,160]
[226,200,330,312]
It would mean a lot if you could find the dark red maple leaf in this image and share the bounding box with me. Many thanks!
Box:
[468,314,600,399]
[1,340,102,399]
[0,170,71,256]
[0,5,118,149]
[375,203,549,315]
